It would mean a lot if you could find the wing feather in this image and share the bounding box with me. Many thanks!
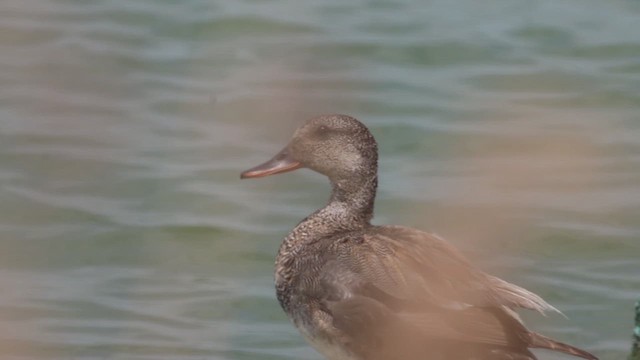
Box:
[333,226,558,314]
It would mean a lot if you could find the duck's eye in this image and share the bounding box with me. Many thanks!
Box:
[315,125,330,139]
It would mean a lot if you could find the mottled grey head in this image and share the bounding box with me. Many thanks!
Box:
[241,114,378,183]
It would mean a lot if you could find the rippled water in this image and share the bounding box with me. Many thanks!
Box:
[1,0,639,359]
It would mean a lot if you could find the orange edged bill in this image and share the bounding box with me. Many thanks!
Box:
[240,146,303,179]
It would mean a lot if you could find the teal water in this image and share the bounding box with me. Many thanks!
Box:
[1,0,639,359]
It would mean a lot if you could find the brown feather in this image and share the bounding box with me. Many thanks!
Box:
[529,333,598,360]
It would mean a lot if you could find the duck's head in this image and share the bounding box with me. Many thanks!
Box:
[241,114,378,184]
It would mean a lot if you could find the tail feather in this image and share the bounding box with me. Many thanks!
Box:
[487,275,565,317]
[529,332,598,360]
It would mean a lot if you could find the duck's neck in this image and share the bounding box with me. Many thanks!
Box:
[327,174,378,225]
[284,174,378,249]
[275,172,378,304]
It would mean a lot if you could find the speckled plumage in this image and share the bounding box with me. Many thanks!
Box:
[242,114,597,360]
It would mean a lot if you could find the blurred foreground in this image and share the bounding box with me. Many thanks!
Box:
[0,0,639,359]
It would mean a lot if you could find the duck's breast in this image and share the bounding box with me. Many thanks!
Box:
[293,306,359,360]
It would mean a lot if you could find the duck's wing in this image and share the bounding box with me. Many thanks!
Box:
[329,295,529,347]
[326,295,596,360]
[328,225,560,315]
[317,228,597,360]
[325,294,538,360]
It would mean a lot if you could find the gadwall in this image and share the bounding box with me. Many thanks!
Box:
[241,114,597,360]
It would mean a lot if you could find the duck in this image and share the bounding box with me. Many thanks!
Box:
[241,114,598,360]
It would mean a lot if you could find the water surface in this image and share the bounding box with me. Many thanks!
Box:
[0,0,639,359]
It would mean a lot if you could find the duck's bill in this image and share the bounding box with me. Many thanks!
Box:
[240,147,303,179]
